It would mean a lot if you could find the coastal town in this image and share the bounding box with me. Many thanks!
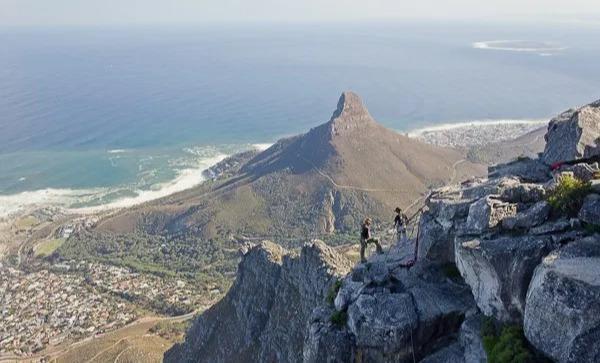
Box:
[0,260,217,358]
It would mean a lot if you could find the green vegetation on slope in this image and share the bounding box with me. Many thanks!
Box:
[35,238,65,257]
[150,320,192,343]
[330,310,347,328]
[547,174,592,217]
[57,231,238,288]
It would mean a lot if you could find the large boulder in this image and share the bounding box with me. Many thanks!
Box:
[313,260,476,363]
[488,158,551,183]
[524,236,600,363]
[455,236,555,322]
[347,292,418,357]
[563,163,598,182]
[303,307,355,363]
[530,218,574,235]
[410,282,475,350]
[417,188,475,263]
[501,201,551,230]
[334,279,363,312]
[499,181,546,204]
[465,196,517,234]
[418,314,488,363]
[418,212,451,262]
[578,193,600,226]
[541,99,600,165]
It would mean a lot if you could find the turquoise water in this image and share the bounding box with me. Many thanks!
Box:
[1,21,600,214]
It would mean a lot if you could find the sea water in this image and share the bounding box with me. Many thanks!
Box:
[1,21,600,216]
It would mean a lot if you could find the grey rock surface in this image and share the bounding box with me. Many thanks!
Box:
[579,193,600,226]
[499,181,546,203]
[303,307,355,363]
[465,196,517,234]
[501,201,551,230]
[524,236,600,363]
[563,162,598,182]
[420,343,465,363]
[418,211,451,262]
[488,158,551,183]
[455,236,555,322]
[347,292,418,355]
[334,279,363,312]
[530,218,573,235]
[417,186,476,263]
[459,315,488,363]
[591,179,600,193]
[542,99,600,165]
[165,240,352,363]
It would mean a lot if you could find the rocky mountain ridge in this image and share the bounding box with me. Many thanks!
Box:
[95,92,484,240]
[166,98,600,362]
[165,240,353,362]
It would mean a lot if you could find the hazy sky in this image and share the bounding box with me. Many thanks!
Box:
[1,0,600,26]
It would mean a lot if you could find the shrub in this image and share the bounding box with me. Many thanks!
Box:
[481,317,550,363]
[150,320,191,342]
[326,279,343,305]
[330,310,347,328]
[547,174,591,217]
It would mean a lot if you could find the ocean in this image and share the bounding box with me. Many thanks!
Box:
[1,21,600,216]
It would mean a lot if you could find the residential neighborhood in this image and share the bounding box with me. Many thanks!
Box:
[0,260,214,358]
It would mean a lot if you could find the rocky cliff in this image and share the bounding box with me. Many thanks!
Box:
[165,240,353,363]
[167,98,600,363]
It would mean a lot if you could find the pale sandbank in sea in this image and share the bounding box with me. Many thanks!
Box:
[472,40,566,56]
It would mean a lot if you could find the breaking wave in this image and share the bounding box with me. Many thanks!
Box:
[0,152,228,218]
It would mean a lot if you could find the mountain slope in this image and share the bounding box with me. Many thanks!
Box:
[96,92,485,239]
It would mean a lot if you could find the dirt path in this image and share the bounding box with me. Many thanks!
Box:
[84,338,131,363]
[112,346,133,363]
[297,154,412,194]
[449,159,467,185]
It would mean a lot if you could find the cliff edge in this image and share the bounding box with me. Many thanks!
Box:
[166,98,600,363]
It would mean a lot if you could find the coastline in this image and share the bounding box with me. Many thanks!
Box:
[0,119,546,220]
[408,119,547,148]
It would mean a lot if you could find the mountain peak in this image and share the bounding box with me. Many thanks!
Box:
[328,91,376,132]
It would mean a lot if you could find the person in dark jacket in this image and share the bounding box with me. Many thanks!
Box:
[360,218,383,263]
[394,207,409,242]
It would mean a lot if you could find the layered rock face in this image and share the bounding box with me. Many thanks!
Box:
[165,241,352,363]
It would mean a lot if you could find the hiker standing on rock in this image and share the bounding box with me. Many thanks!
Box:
[394,207,409,242]
[360,218,383,263]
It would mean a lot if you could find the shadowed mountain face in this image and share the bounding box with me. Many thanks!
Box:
[96,92,485,239]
